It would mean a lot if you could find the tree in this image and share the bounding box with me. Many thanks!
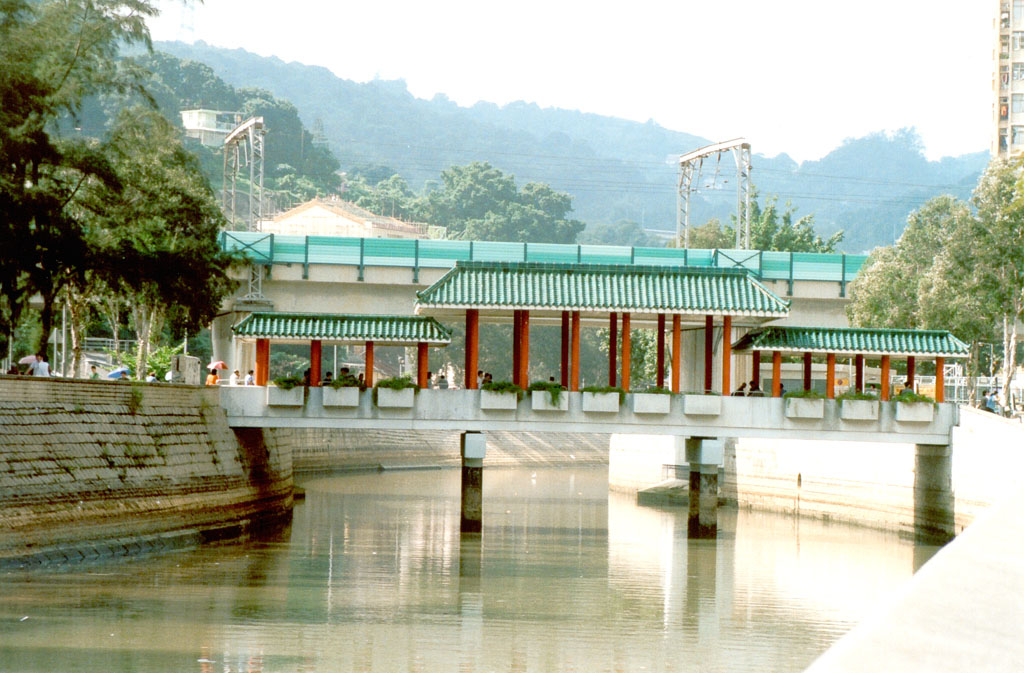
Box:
[80,108,238,377]
[968,159,1024,403]
[0,0,157,354]
[847,194,999,400]
[579,219,661,247]
[420,162,584,243]
[670,194,843,253]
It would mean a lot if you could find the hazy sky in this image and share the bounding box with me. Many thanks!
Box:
[149,1,993,162]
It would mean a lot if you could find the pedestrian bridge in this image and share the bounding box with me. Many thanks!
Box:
[217,387,958,446]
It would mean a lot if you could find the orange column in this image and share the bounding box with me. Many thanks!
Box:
[255,338,269,386]
[417,342,429,389]
[826,353,836,399]
[570,311,581,391]
[671,314,681,393]
[935,356,945,403]
[656,314,666,389]
[703,315,714,393]
[752,350,761,388]
[560,311,570,388]
[855,354,864,392]
[802,352,812,391]
[621,313,631,392]
[364,341,374,387]
[772,351,782,397]
[465,309,479,390]
[880,355,891,401]
[310,340,322,387]
[512,310,522,386]
[608,312,618,386]
[721,315,732,395]
[906,356,916,389]
[518,310,530,387]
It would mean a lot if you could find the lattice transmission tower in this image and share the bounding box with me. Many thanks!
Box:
[677,139,752,249]
[223,116,269,303]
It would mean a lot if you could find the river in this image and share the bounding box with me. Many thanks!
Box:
[0,466,938,672]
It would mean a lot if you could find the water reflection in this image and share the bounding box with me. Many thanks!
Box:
[0,467,936,672]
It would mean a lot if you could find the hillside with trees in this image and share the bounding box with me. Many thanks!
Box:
[157,41,989,253]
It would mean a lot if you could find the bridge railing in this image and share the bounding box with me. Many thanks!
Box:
[220,232,866,293]
[217,387,956,445]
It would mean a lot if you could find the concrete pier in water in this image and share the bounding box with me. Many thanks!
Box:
[460,432,486,534]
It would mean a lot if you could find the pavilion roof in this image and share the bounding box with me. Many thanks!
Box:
[731,326,970,358]
[232,312,452,345]
[415,261,790,320]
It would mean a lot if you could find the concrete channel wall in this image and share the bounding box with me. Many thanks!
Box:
[272,427,610,471]
[0,376,293,567]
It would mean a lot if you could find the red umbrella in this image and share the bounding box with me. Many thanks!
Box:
[207,360,227,370]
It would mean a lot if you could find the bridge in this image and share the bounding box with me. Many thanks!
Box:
[218,387,958,446]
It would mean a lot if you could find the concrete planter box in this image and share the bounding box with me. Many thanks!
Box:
[582,392,621,413]
[480,389,519,410]
[633,393,671,414]
[266,386,304,407]
[896,401,935,423]
[531,390,568,412]
[785,397,825,419]
[839,399,879,421]
[683,394,721,416]
[323,386,360,407]
[376,387,416,408]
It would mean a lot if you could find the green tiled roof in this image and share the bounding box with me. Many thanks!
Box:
[233,313,451,345]
[415,261,790,317]
[731,326,969,357]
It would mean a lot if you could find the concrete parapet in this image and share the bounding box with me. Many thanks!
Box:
[219,387,958,446]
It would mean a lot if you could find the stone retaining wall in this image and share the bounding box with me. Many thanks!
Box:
[0,376,293,567]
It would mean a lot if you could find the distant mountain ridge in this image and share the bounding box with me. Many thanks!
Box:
[156,40,989,252]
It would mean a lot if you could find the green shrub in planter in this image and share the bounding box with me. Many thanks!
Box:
[371,375,418,405]
[481,380,524,399]
[581,385,626,405]
[329,373,364,390]
[272,375,303,391]
[893,389,935,404]
[783,389,825,399]
[836,389,877,404]
[375,375,418,390]
[643,386,674,395]
[528,380,566,405]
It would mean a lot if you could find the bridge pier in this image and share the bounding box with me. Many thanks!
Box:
[914,443,954,544]
[685,437,720,539]
[460,432,486,534]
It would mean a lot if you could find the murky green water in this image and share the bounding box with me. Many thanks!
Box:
[0,467,936,672]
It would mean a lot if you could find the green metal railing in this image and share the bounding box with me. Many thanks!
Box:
[220,232,866,295]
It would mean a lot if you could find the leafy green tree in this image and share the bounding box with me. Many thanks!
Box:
[420,162,584,243]
[80,108,238,377]
[848,194,998,399]
[967,159,1024,402]
[0,0,157,354]
[671,194,843,253]
[579,219,661,247]
[745,194,843,252]
[351,173,418,221]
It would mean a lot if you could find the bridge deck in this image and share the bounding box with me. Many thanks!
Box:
[218,388,956,445]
